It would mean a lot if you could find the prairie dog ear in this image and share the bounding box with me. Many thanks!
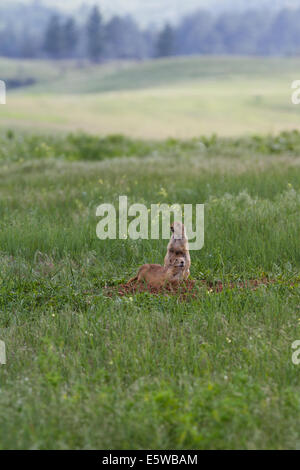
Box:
[172,221,187,239]
[170,223,174,233]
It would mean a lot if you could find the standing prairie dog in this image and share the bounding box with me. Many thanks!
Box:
[164,221,191,280]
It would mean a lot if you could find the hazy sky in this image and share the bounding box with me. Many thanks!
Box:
[16,0,300,25]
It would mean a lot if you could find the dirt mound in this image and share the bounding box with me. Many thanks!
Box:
[104,278,276,299]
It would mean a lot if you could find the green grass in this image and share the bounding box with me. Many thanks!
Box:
[0,56,300,137]
[0,129,300,449]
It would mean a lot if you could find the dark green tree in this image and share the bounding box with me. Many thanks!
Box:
[105,16,146,59]
[155,23,175,57]
[44,14,63,58]
[21,30,37,58]
[62,17,78,57]
[86,6,103,62]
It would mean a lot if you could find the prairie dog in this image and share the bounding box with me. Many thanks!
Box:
[164,222,191,280]
[128,261,186,289]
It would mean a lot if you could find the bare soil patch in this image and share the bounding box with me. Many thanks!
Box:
[104,278,277,299]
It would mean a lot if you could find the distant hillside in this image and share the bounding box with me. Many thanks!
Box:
[0,56,299,138]
[0,55,299,94]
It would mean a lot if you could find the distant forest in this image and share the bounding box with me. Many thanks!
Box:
[1,3,300,60]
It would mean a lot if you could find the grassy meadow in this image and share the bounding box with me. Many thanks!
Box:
[0,128,300,449]
[0,56,300,137]
[0,56,300,449]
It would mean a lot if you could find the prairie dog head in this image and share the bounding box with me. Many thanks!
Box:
[166,247,186,269]
[170,221,187,240]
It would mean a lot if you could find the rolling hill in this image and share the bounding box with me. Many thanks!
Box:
[0,56,299,138]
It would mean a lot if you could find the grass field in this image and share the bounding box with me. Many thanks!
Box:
[0,56,300,137]
[0,128,300,449]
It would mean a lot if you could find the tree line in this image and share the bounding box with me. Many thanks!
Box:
[1,5,300,60]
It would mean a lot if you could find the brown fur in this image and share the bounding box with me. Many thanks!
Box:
[164,221,191,280]
[127,222,191,288]
[128,263,184,289]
